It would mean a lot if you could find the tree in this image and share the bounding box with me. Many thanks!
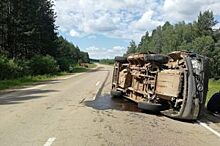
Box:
[192,36,215,56]
[154,26,164,53]
[196,10,218,36]
[0,0,90,79]
[0,0,57,59]
[126,40,137,55]
[0,0,7,54]
[138,31,150,53]
[79,51,90,63]
[212,39,220,77]
[35,0,57,56]
[55,36,86,71]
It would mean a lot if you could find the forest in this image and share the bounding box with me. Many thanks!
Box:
[126,11,220,78]
[0,0,90,80]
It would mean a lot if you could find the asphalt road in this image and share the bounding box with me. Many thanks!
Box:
[0,64,220,146]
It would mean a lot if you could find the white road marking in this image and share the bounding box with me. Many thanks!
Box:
[92,81,102,100]
[197,120,220,138]
[19,85,47,91]
[43,137,56,146]
[96,81,100,86]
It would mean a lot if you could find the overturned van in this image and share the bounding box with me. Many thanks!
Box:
[111,51,209,120]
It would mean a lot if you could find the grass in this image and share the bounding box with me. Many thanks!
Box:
[0,63,97,91]
[207,79,220,102]
[87,63,97,68]
[71,63,97,73]
[72,67,89,73]
[0,75,56,90]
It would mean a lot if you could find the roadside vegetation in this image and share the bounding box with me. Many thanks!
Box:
[0,63,97,91]
[0,75,56,91]
[0,0,91,90]
[99,59,115,65]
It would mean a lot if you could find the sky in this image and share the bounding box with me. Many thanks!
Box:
[54,0,220,59]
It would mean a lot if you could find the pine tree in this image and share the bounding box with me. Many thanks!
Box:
[35,0,57,56]
[0,0,7,54]
[196,10,217,36]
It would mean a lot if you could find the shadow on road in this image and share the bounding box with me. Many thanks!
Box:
[0,89,58,105]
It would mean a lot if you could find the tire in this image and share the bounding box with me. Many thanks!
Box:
[111,89,122,98]
[207,92,220,113]
[115,56,128,63]
[138,101,163,112]
[144,54,169,64]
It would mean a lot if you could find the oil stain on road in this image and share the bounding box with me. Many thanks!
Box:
[84,94,142,112]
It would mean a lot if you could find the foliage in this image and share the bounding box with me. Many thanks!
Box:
[196,11,217,36]
[87,63,97,68]
[71,66,89,73]
[127,10,220,77]
[29,55,58,75]
[100,59,115,65]
[0,75,55,90]
[126,40,137,55]
[0,0,57,59]
[55,36,90,71]
[0,64,97,90]
[0,55,22,80]
[79,51,90,63]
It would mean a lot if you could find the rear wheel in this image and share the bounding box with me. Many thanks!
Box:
[144,54,169,64]
[138,101,163,112]
[111,89,122,98]
[115,56,128,63]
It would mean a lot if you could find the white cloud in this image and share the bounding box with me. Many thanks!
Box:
[54,0,163,41]
[55,0,220,39]
[131,10,164,32]
[70,29,80,37]
[86,46,126,59]
[213,23,220,29]
[162,0,220,22]
[55,0,220,41]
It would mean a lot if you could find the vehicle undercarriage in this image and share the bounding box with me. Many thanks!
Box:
[111,51,209,120]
